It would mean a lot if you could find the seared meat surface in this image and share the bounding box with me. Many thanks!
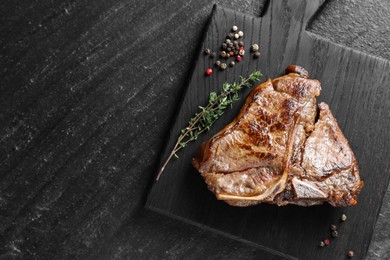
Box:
[192,65,363,207]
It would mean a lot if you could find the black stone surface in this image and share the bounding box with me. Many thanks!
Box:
[0,0,389,259]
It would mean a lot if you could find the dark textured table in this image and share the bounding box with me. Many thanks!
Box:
[0,0,389,259]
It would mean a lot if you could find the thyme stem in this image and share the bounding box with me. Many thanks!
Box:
[156,70,261,180]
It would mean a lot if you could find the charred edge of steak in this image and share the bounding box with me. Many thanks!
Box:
[285,65,309,78]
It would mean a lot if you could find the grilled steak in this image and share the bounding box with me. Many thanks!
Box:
[192,65,363,207]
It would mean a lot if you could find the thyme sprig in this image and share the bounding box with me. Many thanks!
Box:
[156,70,262,180]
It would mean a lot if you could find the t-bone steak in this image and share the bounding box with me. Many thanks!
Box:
[192,65,364,207]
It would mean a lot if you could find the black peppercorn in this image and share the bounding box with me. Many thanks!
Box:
[210,52,216,58]
[204,48,211,55]
[227,47,232,52]
[331,230,338,238]
[215,60,221,67]
[347,251,354,258]
[225,39,231,44]
[226,33,234,39]
[219,63,227,70]
[239,41,244,47]
[229,61,235,67]
[330,224,337,231]
[221,43,227,50]
[253,51,260,59]
[234,50,238,56]
[228,42,233,48]
[319,241,325,248]
[233,40,238,46]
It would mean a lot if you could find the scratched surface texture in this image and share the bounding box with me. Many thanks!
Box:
[0,0,389,259]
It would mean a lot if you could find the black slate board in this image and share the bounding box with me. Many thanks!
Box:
[146,1,390,259]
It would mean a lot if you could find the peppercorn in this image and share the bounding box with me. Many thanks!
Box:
[210,52,216,58]
[226,53,230,58]
[229,51,234,56]
[347,251,354,258]
[239,41,244,47]
[229,61,235,67]
[319,241,325,248]
[219,63,227,70]
[324,239,330,245]
[204,48,211,55]
[220,51,227,58]
[225,38,231,44]
[331,230,338,238]
[233,40,238,46]
[228,42,233,47]
[232,25,238,32]
[227,47,232,52]
[236,55,242,62]
[330,224,337,231]
[253,51,260,59]
[251,43,259,52]
[221,43,227,50]
[205,68,213,76]
[238,31,244,37]
[226,33,234,40]
[234,33,239,39]
[341,214,347,222]
[234,50,238,56]
[215,60,221,67]
[239,49,245,56]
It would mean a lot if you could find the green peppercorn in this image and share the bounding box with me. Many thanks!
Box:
[219,63,227,70]
[251,43,259,52]
[215,60,221,67]
[204,48,211,55]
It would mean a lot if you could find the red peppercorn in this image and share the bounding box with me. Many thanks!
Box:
[236,55,242,62]
[324,239,330,245]
[205,68,213,76]
[239,47,244,51]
